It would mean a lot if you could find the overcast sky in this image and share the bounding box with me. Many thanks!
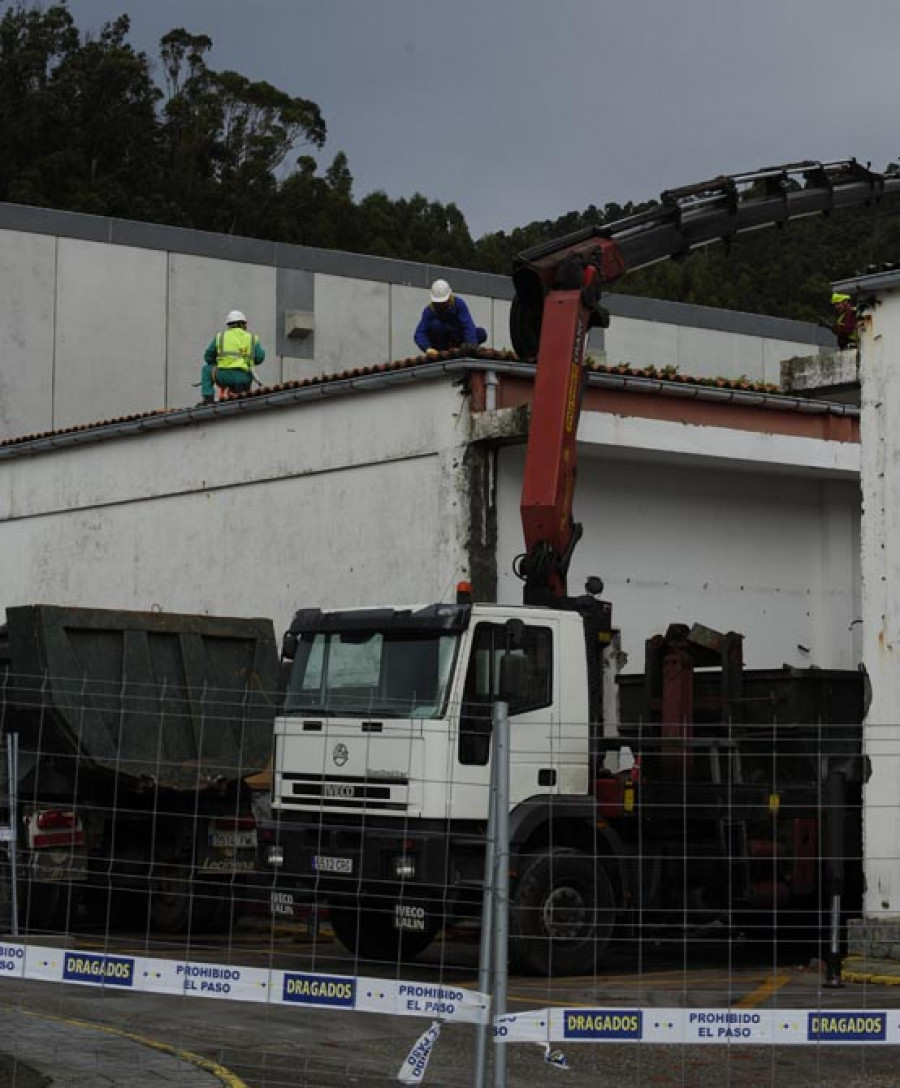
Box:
[64,0,900,239]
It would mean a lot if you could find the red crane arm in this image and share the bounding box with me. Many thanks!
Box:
[511,158,900,604]
[514,243,626,604]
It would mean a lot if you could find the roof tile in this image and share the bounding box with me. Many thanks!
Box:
[0,346,785,449]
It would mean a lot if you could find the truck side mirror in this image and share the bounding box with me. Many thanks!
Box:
[281,632,298,660]
[499,651,529,702]
[498,618,529,700]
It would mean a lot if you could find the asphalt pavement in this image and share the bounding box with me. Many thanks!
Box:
[0,1052,48,1088]
[0,1005,229,1087]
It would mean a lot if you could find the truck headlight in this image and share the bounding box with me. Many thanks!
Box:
[393,855,416,880]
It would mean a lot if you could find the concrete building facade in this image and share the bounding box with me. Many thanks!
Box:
[0,354,860,675]
[0,201,833,441]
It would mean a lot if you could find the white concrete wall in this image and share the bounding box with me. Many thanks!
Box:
[496,424,861,673]
[0,212,826,442]
[604,318,810,386]
[391,285,430,360]
[0,380,470,639]
[859,287,900,917]
[166,254,279,407]
[313,273,390,372]
[0,229,55,436]
[1,370,860,673]
[54,239,168,426]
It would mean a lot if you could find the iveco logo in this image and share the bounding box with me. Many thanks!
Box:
[333,743,349,767]
[324,783,355,799]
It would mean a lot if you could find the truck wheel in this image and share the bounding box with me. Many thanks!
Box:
[329,898,439,961]
[511,847,615,976]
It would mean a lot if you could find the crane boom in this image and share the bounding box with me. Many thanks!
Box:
[513,158,899,604]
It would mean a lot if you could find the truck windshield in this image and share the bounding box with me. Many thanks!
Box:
[284,630,460,719]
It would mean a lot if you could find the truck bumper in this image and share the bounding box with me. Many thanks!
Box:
[262,814,485,914]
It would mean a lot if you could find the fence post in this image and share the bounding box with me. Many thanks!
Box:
[0,732,18,937]
[492,699,510,1088]
[473,728,498,1088]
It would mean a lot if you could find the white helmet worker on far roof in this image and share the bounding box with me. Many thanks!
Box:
[198,309,266,405]
[415,279,488,357]
[429,279,453,304]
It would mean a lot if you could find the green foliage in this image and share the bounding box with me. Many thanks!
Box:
[471,192,900,324]
[0,5,161,217]
[616,199,900,323]
[1,1,898,326]
[471,200,655,273]
[0,2,473,253]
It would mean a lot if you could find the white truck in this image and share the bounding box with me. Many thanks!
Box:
[263,600,864,976]
[267,594,619,975]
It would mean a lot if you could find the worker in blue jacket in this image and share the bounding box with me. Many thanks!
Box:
[414,279,487,356]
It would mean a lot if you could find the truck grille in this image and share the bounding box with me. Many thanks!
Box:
[279,773,408,812]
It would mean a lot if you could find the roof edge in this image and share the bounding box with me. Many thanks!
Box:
[0,353,858,462]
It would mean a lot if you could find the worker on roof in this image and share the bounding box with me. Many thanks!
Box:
[830,292,859,351]
[414,279,488,357]
[199,310,266,405]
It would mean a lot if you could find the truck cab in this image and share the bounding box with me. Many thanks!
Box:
[267,596,616,969]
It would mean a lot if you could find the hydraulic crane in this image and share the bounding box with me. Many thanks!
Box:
[511,158,900,604]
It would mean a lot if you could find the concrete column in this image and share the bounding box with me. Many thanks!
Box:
[860,286,900,921]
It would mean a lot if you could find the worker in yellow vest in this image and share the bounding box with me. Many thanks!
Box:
[199,310,266,405]
[830,292,859,351]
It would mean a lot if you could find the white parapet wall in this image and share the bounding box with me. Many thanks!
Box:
[0,202,832,442]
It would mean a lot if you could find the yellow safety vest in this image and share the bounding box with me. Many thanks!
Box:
[215,327,258,371]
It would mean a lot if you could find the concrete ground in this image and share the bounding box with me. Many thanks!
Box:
[0,1053,48,1088]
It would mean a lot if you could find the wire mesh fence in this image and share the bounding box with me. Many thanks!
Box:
[0,658,898,1088]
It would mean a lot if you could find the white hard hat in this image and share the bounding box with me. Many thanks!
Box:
[429,279,452,304]
[226,309,247,325]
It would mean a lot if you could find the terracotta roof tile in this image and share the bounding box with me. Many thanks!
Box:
[587,360,781,394]
[0,346,789,450]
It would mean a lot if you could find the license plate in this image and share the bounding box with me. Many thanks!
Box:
[29,851,86,882]
[208,830,258,850]
[312,855,353,874]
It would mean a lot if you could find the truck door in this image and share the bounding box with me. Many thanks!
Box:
[455,619,559,809]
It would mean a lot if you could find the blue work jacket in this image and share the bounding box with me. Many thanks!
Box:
[414,296,479,352]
